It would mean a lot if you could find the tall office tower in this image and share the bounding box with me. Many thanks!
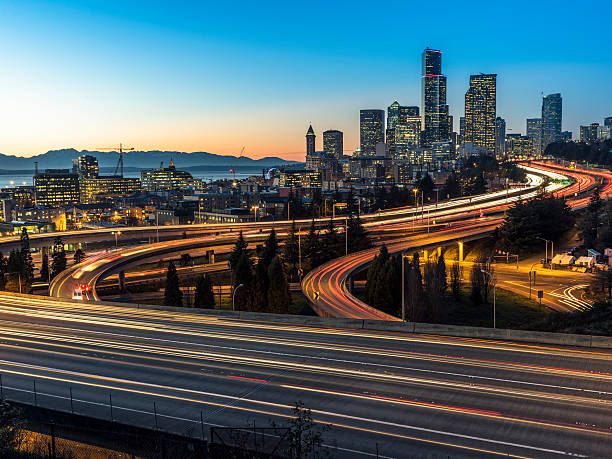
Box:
[323,130,343,159]
[360,109,385,156]
[72,154,99,179]
[448,115,454,137]
[464,74,497,154]
[526,118,543,154]
[605,117,612,128]
[387,101,400,129]
[395,118,422,160]
[495,117,506,157]
[306,125,316,156]
[561,131,572,142]
[459,116,465,142]
[398,106,420,124]
[541,93,562,150]
[580,123,599,143]
[421,48,449,146]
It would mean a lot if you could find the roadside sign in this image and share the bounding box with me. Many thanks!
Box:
[298,268,303,277]
[537,290,543,298]
[313,291,320,301]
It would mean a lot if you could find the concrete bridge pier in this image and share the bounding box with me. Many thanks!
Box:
[119,271,126,292]
[207,250,215,264]
[458,241,464,262]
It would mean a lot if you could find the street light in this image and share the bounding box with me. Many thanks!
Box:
[536,237,553,268]
[232,283,244,311]
[401,252,412,322]
[528,261,539,299]
[111,231,121,248]
[481,269,496,328]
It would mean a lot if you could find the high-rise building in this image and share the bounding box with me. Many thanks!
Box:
[360,109,385,156]
[421,48,449,146]
[459,116,465,142]
[464,74,497,154]
[398,106,419,124]
[506,134,534,157]
[561,131,572,142]
[35,169,80,206]
[495,117,506,157]
[387,101,400,129]
[72,154,99,179]
[541,93,562,150]
[141,160,203,190]
[526,118,543,155]
[323,130,343,159]
[306,125,316,156]
[605,117,612,128]
[394,118,422,162]
[580,123,599,143]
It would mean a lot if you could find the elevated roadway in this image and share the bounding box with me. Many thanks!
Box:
[0,293,610,457]
[302,162,612,319]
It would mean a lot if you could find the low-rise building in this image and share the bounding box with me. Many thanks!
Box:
[80,176,142,204]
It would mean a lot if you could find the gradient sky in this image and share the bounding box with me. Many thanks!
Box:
[1,0,610,161]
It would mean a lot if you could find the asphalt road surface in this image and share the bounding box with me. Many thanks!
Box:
[0,293,610,458]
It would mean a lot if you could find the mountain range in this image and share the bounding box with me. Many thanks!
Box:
[0,149,302,171]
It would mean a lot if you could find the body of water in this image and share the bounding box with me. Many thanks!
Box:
[0,166,265,189]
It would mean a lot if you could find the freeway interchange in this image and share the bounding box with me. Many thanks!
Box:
[2,160,612,457]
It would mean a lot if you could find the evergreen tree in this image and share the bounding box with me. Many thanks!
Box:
[194,274,215,309]
[73,248,86,264]
[39,251,49,283]
[261,228,279,268]
[442,172,461,199]
[19,227,34,285]
[163,261,183,307]
[229,231,248,271]
[304,219,322,270]
[436,254,447,294]
[180,253,192,267]
[282,220,300,281]
[251,259,270,312]
[50,237,66,280]
[321,218,340,262]
[347,213,371,253]
[267,256,291,314]
[449,262,462,300]
[233,252,253,310]
[407,253,423,321]
[469,264,484,305]
[0,252,6,290]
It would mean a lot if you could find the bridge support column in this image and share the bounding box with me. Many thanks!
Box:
[437,247,442,258]
[458,241,464,262]
[207,250,215,264]
[423,249,428,260]
[119,271,126,293]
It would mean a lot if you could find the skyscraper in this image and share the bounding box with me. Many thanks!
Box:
[495,117,506,157]
[360,109,385,156]
[526,118,543,155]
[306,125,316,156]
[604,117,612,128]
[421,48,449,146]
[72,154,99,179]
[541,93,562,150]
[398,106,420,124]
[323,130,343,159]
[464,74,497,154]
[387,101,400,129]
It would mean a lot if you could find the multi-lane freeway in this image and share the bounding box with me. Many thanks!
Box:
[0,293,611,457]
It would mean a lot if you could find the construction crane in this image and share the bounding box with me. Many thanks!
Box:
[96,143,134,177]
[230,146,245,185]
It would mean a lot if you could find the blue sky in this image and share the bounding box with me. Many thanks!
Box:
[1,0,609,160]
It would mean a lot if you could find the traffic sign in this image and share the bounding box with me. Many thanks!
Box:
[537,290,543,298]
[313,291,320,301]
[298,268,303,277]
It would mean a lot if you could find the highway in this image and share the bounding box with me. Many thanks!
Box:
[303,162,612,320]
[0,293,611,457]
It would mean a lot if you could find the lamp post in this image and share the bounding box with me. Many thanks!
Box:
[528,262,538,299]
[401,252,411,322]
[412,189,418,230]
[111,231,121,248]
[536,237,553,268]
[232,283,244,311]
[481,270,496,328]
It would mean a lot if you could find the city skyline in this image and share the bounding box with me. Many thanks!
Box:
[1,1,610,161]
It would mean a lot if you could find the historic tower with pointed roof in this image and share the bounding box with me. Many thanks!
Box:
[306,125,316,156]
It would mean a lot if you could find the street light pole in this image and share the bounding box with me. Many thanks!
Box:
[232,283,244,311]
[528,262,538,299]
[481,270,496,328]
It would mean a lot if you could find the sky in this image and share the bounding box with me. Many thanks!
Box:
[0,0,610,161]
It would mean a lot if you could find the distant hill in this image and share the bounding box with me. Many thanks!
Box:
[0,149,302,171]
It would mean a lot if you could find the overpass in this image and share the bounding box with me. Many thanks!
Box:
[0,292,610,457]
[302,161,612,320]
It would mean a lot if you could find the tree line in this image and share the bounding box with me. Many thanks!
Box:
[545,139,612,167]
[364,245,495,322]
